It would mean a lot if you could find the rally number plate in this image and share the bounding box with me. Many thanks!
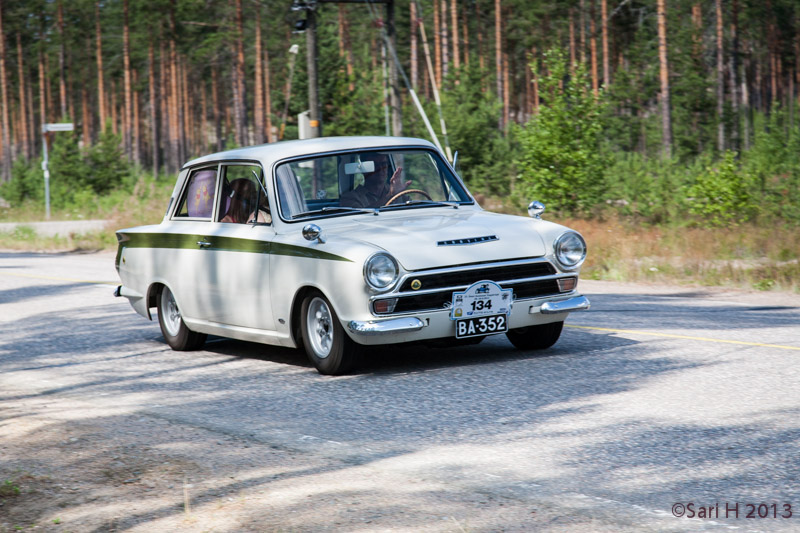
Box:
[455,314,508,338]
[451,280,512,338]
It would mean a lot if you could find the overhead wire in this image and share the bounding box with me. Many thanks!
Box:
[362,0,450,159]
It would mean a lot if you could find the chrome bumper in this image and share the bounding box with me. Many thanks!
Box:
[348,317,426,336]
[114,285,143,299]
[539,295,591,314]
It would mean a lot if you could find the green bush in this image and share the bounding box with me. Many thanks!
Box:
[687,151,754,226]
[517,49,610,216]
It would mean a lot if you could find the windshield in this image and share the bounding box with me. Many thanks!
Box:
[274,148,472,220]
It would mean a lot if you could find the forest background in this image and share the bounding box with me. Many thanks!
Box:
[0,0,798,291]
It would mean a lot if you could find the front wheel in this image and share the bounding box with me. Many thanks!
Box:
[157,285,207,351]
[505,321,563,350]
[300,292,360,375]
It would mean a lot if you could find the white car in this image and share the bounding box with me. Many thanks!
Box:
[115,136,589,374]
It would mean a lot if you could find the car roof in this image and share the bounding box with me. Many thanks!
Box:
[182,136,439,169]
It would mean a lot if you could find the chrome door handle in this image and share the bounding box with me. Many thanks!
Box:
[197,240,211,248]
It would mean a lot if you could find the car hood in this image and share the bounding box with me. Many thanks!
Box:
[328,209,548,271]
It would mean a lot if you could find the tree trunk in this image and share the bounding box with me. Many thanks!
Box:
[17,34,29,159]
[495,0,502,130]
[95,1,106,131]
[264,43,274,143]
[716,0,724,151]
[410,2,418,89]
[569,8,576,71]
[168,1,180,171]
[338,5,354,92]
[503,51,509,129]
[601,0,609,87]
[133,68,140,165]
[110,79,118,135]
[451,0,460,73]
[433,0,441,89]
[729,0,739,152]
[441,0,449,80]
[38,45,47,129]
[123,0,133,159]
[81,83,91,147]
[590,0,598,97]
[0,0,11,181]
[234,0,247,146]
[148,41,158,177]
[476,0,485,74]
[691,3,702,61]
[57,0,67,120]
[254,7,264,145]
[532,47,540,115]
[657,0,673,158]
[211,66,222,151]
[462,6,469,68]
[579,0,586,64]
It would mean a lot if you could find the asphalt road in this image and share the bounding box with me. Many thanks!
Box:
[1,250,799,531]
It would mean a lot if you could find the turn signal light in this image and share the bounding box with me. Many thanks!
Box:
[373,298,398,314]
[557,277,577,292]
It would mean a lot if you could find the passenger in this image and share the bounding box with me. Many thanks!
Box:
[221,179,271,224]
[340,154,411,208]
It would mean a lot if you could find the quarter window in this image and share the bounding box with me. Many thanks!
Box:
[175,168,219,220]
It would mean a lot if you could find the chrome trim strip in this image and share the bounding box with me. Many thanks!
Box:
[437,235,498,246]
[348,317,426,336]
[540,295,591,314]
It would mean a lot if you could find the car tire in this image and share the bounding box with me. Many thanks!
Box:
[300,292,360,375]
[505,321,563,350]
[157,285,207,351]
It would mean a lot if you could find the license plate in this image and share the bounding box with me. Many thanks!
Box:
[455,314,508,338]
[450,280,512,320]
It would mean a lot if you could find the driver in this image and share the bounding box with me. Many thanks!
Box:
[340,153,410,208]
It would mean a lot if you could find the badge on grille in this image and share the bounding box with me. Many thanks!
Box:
[411,279,422,290]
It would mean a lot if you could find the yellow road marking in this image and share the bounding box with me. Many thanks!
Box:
[566,324,800,351]
[0,271,117,285]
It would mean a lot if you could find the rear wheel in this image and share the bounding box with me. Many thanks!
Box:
[157,285,207,351]
[505,321,563,350]
[300,292,360,375]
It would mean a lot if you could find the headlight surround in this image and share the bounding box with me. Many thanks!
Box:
[364,253,399,290]
[554,232,587,270]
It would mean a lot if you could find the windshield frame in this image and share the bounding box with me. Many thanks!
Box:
[272,145,475,223]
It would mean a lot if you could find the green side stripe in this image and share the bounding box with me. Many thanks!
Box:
[117,232,352,262]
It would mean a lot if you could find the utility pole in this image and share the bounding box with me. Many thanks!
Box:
[295,0,400,136]
[306,7,321,137]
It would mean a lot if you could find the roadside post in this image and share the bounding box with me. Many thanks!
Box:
[41,122,74,220]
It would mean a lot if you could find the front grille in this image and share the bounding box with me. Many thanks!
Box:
[390,278,562,314]
[399,261,556,292]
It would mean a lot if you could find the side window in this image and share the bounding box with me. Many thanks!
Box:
[175,168,218,219]
[218,164,271,224]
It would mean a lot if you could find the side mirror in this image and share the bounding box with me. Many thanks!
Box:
[302,223,326,243]
[527,201,545,219]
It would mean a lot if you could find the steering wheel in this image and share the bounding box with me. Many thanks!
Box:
[384,188,432,206]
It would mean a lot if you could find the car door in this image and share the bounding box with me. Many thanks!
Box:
[202,163,276,331]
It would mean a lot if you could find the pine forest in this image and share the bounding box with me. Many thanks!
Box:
[1,0,799,228]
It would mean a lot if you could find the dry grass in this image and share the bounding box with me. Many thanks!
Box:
[564,217,800,292]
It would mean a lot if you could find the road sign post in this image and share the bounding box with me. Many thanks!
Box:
[41,123,74,220]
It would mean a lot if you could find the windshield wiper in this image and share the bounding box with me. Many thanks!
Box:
[378,200,460,211]
[292,206,375,219]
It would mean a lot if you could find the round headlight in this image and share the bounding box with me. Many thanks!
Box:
[554,232,587,270]
[364,253,399,289]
